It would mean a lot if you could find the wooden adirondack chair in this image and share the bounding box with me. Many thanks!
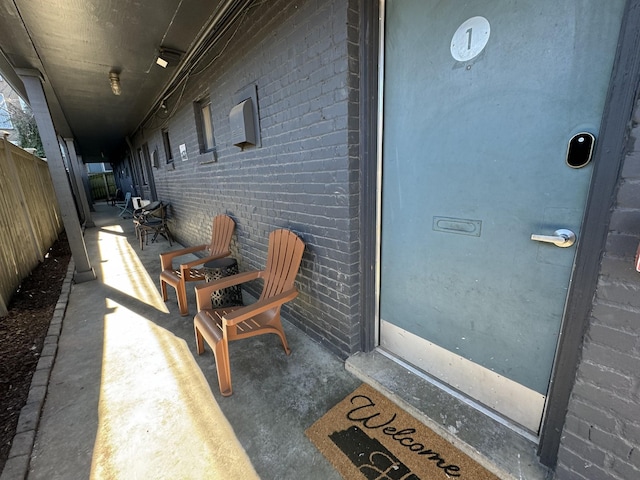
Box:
[160,214,235,316]
[193,229,305,396]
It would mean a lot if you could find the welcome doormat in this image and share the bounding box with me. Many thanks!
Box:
[306,384,500,479]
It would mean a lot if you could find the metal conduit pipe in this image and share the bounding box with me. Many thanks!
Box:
[159,0,251,110]
[136,0,254,133]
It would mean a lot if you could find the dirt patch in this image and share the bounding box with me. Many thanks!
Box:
[0,231,71,472]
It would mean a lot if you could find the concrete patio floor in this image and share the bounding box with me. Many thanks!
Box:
[1,203,553,480]
[8,203,361,480]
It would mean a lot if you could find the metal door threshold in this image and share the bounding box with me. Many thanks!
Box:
[345,349,553,480]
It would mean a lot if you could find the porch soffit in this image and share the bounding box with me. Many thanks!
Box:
[0,0,240,161]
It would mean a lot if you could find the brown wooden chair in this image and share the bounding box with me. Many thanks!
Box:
[160,214,235,316]
[193,229,305,396]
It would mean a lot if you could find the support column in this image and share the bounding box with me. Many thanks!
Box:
[64,137,95,227]
[18,69,95,283]
[60,138,84,222]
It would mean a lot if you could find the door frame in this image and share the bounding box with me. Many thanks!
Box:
[358,0,640,468]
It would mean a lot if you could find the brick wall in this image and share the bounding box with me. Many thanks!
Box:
[556,100,640,479]
[128,2,640,475]
[132,0,361,358]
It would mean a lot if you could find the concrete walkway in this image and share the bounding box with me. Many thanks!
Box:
[2,203,360,479]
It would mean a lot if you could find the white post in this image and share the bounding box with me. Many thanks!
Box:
[64,137,95,227]
[18,69,95,283]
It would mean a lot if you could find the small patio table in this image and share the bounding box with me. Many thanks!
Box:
[202,257,243,308]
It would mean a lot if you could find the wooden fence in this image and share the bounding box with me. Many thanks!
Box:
[0,137,63,316]
[89,171,116,201]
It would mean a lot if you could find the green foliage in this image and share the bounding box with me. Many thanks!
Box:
[7,103,45,157]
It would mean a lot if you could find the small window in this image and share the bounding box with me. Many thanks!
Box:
[195,98,216,153]
[0,94,13,129]
[162,129,173,163]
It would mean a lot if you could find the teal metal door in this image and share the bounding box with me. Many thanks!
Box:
[379,0,626,432]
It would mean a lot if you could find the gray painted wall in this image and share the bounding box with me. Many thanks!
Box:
[129,0,640,476]
[132,0,361,358]
[556,99,640,479]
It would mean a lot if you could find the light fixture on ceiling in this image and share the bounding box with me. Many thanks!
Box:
[155,47,184,68]
[109,71,121,95]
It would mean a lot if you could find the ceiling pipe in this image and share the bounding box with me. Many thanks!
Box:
[136,0,253,133]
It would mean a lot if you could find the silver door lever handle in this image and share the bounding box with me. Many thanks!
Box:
[530,229,576,248]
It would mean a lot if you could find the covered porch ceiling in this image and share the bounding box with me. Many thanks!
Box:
[0,0,251,162]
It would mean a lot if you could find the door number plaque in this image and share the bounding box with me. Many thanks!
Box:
[451,16,490,62]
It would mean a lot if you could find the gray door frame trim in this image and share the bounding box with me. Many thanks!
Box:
[538,0,640,466]
[359,0,640,468]
[359,0,380,353]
